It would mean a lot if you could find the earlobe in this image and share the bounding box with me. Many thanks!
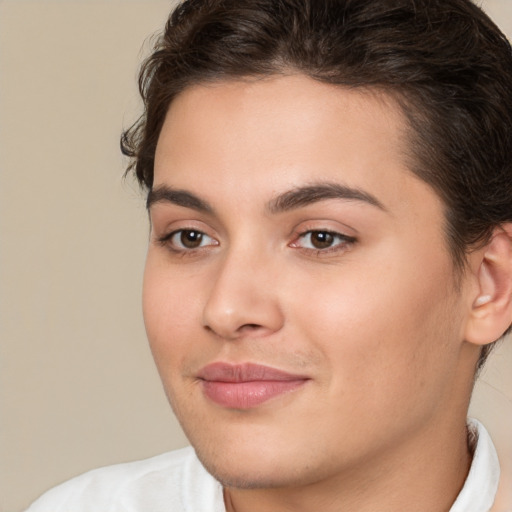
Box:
[464,224,512,346]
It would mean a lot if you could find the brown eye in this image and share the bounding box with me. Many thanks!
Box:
[179,230,204,248]
[291,230,356,253]
[164,229,217,251]
[309,231,334,249]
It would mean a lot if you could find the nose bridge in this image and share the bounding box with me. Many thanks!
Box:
[202,239,283,339]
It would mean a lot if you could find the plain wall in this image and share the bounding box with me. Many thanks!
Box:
[0,1,510,511]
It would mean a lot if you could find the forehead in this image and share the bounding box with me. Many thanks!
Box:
[153,75,437,221]
[156,75,408,169]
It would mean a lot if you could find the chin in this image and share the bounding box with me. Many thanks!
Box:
[195,447,308,490]
[188,427,334,490]
[192,435,283,485]
[205,468,284,490]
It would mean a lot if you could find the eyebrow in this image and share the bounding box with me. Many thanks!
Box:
[147,186,214,213]
[266,182,386,213]
[146,181,386,214]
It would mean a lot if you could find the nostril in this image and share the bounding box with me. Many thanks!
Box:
[241,323,262,330]
[202,283,285,339]
[203,322,263,339]
[237,323,264,335]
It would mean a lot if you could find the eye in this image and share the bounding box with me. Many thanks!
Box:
[161,229,217,250]
[291,230,356,251]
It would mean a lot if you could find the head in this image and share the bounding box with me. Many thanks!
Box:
[122,0,512,494]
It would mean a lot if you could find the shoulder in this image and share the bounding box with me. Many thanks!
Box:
[25,446,223,512]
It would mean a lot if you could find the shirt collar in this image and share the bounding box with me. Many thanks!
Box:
[449,419,500,512]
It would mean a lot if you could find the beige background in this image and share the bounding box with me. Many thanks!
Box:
[0,1,511,511]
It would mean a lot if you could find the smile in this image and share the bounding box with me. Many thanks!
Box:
[197,363,310,409]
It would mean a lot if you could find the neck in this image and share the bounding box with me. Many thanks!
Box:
[223,416,472,512]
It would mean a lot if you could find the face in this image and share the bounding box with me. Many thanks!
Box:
[144,75,471,489]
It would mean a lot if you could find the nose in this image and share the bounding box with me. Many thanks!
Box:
[202,248,285,340]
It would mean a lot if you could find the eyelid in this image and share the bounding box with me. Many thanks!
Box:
[149,206,217,237]
[156,226,219,254]
[289,228,357,255]
[291,229,355,245]
[152,216,215,242]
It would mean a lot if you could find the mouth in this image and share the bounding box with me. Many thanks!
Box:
[197,362,310,409]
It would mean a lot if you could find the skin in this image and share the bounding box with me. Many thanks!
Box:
[144,75,484,511]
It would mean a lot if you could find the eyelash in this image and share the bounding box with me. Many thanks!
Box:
[290,230,356,255]
[157,228,218,254]
[157,228,356,256]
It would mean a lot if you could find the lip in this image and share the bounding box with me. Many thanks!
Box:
[197,362,309,409]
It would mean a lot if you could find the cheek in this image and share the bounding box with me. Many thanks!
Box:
[142,257,200,373]
[290,252,461,413]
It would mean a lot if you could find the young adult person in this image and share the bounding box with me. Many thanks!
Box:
[26,0,512,510]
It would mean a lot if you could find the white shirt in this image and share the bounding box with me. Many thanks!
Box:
[451,419,500,512]
[26,419,500,512]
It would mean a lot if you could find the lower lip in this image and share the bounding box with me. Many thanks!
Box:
[202,380,307,409]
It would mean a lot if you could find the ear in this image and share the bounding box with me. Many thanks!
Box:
[464,224,512,346]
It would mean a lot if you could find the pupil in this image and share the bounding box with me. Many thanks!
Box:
[181,230,202,248]
[312,231,333,249]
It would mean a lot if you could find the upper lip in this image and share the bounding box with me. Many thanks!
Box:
[197,362,309,382]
